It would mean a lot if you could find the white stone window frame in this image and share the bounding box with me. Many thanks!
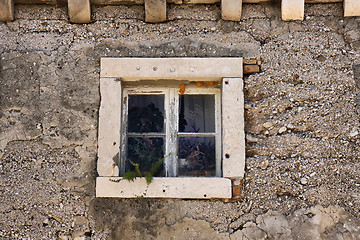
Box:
[96,58,245,199]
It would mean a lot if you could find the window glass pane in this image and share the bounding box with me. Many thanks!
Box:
[128,95,164,133]
[179,95,215,133]
[126,137,164,176]
[178,137,216,176]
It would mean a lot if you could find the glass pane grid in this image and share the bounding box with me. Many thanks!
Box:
[122,88,220,178]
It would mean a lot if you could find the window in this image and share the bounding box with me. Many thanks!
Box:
[97,58,244,199]
[121,85,221,178]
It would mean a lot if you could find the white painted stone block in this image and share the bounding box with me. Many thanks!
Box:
[68,0,91,23]
[97,78,122,176]
[100,58,243,81]
[344,0,360,17]
[221,0,242,21]
[222,78,245,178]
[0,0,14,22]
[145,0,166,23]
[96,177,232,198]
[282,0,304,21]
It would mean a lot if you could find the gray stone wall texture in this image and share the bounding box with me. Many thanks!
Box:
[0,2,360,240]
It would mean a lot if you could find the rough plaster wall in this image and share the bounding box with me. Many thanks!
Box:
[0,2,360,239]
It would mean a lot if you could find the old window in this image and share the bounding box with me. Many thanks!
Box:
[96,58,245,199]
[121,85,221,178]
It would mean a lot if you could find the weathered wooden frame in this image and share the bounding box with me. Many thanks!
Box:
[97,57,244,199]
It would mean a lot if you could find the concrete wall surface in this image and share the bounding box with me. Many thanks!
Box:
[0,3,360,239]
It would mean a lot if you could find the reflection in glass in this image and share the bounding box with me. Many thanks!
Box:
[128,95,164,133]
[126,137,164,176]
[179,95,215,133]
[178,137,215,176]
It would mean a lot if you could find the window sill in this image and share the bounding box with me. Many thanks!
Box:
[96,177,232,199]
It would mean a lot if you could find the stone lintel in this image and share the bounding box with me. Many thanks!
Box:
[221,0,242,21]
[0,0,14,22]
[68,0,91,23]
[145,0,166,23]
[100,58,243,80]
[282,0,304,21]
